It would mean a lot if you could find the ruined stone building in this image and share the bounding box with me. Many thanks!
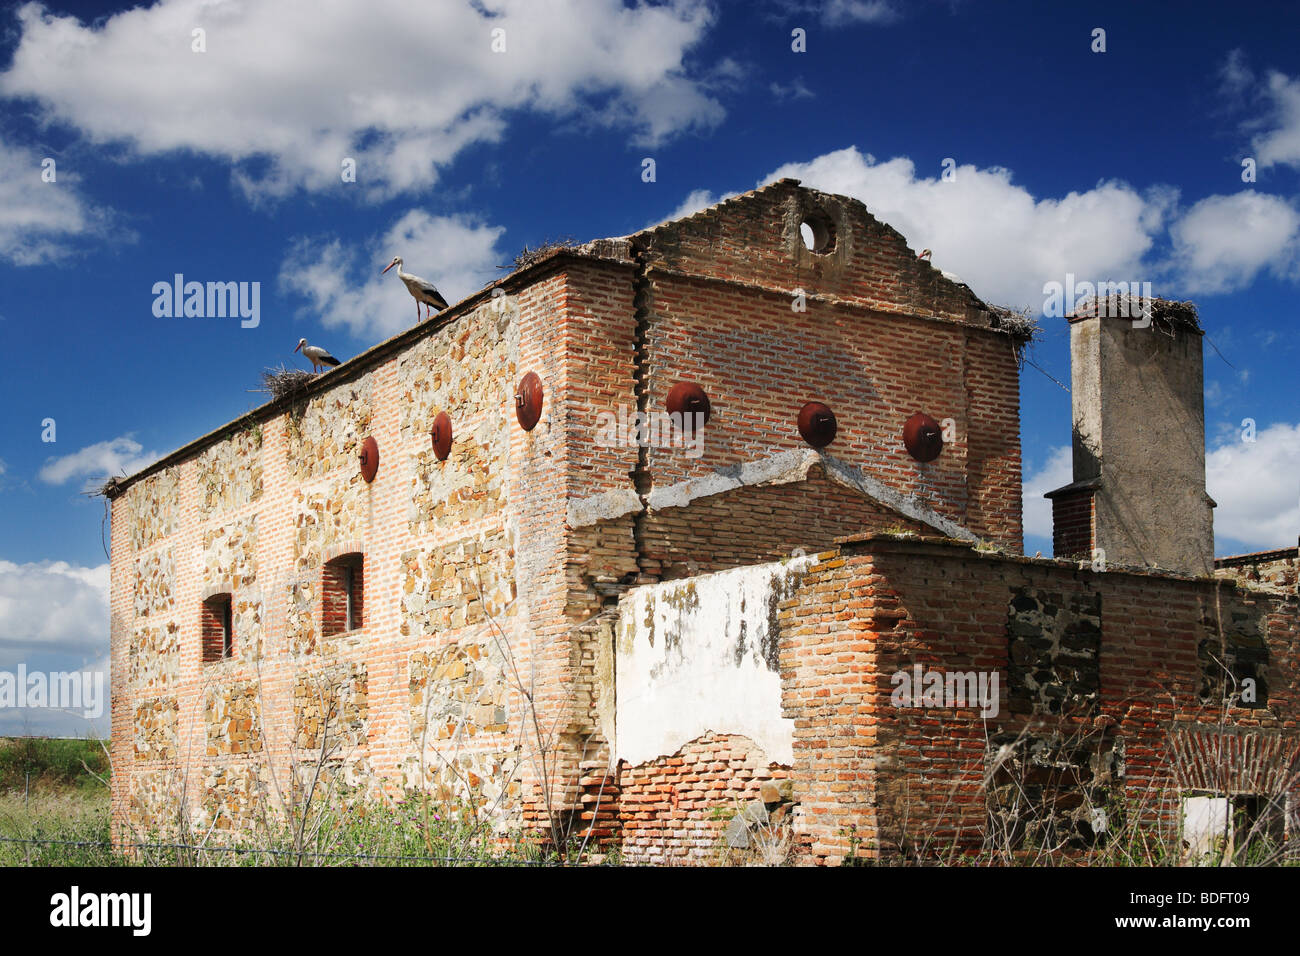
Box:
[108,180,1299,863]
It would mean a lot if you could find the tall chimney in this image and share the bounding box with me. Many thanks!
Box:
[1046,297,1215,576]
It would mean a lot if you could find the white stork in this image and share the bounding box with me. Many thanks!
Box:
[382,256,450,321]
[293,338,341,373]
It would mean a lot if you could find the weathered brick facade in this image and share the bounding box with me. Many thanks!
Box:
[108,179,1295,864]
[780,535,1299,864]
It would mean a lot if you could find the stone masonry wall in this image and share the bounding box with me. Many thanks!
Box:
[108,279,559,843]
[1217,547,1299,595]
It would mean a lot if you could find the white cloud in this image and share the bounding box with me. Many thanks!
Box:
[38,436,160,488]
[1219,48,1254,97]
[1169,192,1300,294]
[644,187,739,230]
[0,558,111,734]
[1221,55,1300,172]
[648,147,1296,309]
[815,0,898,25]
[280,210,505,340]
[0,0,724,200]
[0,560,108,669]
[1253,70,1300,171]
[1018,426,1300,557]
[1021,445,1072,546]
[771,78,815,101]
[763,146,1171,310]
[1207,421,1300,553]
[0,136,118,265]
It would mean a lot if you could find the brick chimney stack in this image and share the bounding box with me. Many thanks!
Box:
[1046,297,1215,576]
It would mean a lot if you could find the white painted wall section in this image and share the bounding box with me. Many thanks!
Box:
[615,557,813,767]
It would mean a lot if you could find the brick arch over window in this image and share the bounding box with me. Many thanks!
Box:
[322,553,364,636]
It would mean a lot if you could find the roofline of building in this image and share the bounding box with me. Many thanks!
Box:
[105,247,635,498]
[626,176,803,238]
[105,177,1021,498]
[836,532,1235,585]
[1042,476,1100,499]
[1214,542,1300,567]
[625,177,1003,322]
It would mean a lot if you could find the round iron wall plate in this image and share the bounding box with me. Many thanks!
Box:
[666,381,711,427]
[903,412,943,462]
[359,436,380,482]
[515,372,543,431]
[797,401,837,448]
[431,411,452,461]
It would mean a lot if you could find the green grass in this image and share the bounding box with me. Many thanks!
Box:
[0,736,110,793]
[0,736,591,866]
[0,737,114,865]
[0,790,116,866]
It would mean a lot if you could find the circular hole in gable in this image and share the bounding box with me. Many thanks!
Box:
[800,213,836,254]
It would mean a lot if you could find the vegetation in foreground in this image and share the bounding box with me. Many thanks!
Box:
[0,737,584,866]
[1,734,1292,867]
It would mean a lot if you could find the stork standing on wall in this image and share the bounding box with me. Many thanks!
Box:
[294,338,341,373]
[382,256,450,322]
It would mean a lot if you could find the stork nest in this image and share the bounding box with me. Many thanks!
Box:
[988,304,1042,342]
[92,476,125,500]
[1070,295,1201,333]
[503,237,579,272]
[255,365,318,401]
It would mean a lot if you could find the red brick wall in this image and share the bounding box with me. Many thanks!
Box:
[1051,489,1094,559]
[639,468,928,580]
[558,184,1024,581]
[556,184,1025,853]
[638,180,990,325]
[637,204,1021,551]
[780,535,1300,864]
[615,733,793,865]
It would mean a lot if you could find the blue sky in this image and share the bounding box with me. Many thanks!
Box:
[1,0,1298,734]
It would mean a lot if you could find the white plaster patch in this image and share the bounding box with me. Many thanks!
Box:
[566,486,643,528]
[636,448,977,541]
[615,557,813,767]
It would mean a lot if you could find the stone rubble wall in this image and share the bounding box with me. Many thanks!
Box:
[133,697,178,761]
[204,680,263,757]
[286,374,374,482]
[203,515,258,591]
[197,427,263,516]
[129,471,179,550]
[132,549,175,619]
[293,661,368,753]
[109,287,550,845]
[129,622,180,693]
[1217,551,1299,595]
